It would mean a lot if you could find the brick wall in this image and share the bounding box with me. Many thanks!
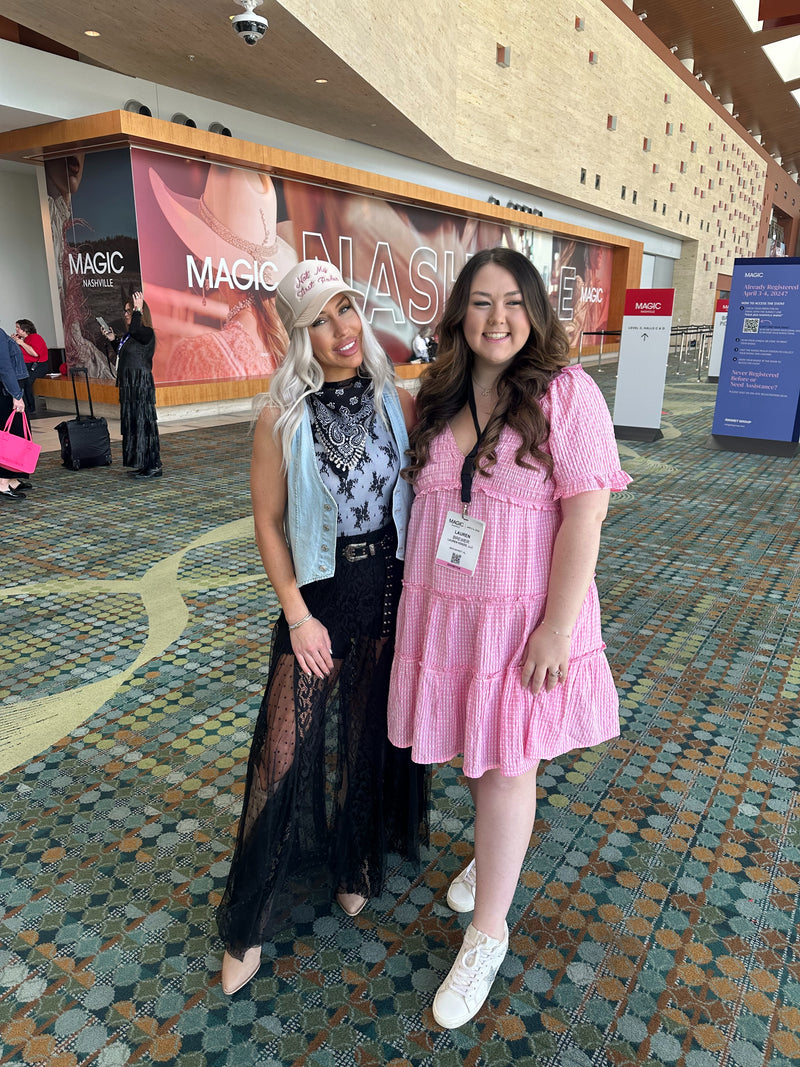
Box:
[281,0,798,324]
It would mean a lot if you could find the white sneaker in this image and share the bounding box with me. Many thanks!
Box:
[432,921,509,1028]
[447,858,476,913]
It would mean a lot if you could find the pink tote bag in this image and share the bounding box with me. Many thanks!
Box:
[0,411,41,474]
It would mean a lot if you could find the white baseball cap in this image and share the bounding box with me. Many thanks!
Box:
[275,260,361,332]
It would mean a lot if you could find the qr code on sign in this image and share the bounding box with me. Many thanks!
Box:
[743,318,759,334]
[451,552,462,566]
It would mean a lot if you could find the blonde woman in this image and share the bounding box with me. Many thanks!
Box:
[216,261,429,995]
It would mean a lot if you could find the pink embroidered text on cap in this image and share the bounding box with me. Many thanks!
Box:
[294,264,339,298]
[276,259,361,333]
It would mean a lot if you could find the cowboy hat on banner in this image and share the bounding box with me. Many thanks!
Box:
[148,164,296,286]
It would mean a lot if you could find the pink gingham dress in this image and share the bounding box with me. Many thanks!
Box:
[387,365,631,778]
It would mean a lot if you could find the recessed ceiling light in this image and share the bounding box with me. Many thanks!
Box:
[84,29,101,36]
[315,78,328,84]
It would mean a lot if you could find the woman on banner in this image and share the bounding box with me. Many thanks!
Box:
[148,166,295,380]
[281,181,513,364]
[216,260,429,995]
[388,248,629,1028]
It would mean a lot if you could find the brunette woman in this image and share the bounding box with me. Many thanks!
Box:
[388,248,630,1028]
[102,290,162,477]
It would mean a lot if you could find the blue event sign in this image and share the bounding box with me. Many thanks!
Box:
[712,257,800,441]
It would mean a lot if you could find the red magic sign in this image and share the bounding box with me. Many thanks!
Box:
[613,289,675,440]
[624,290,675,316]
[707,298,729,381]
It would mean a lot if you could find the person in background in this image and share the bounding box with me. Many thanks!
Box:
[410,327,432,364]
[14,319,49,415]
[0,326,31,501]
[216,260,429,996]
[101,290,162,478]
[388,248,630,1029]
[425,331,438,362]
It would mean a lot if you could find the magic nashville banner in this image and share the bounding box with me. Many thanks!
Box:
[47,146,616,387]
[44,148,142,379]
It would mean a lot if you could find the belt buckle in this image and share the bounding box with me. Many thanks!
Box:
[343,542,368,562]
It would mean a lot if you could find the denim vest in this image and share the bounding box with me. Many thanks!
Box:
[285,382,413,588]
[0,330,27,399]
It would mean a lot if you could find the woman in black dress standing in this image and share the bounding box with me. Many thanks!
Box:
[102,289,162,478]
[216,260,429,995]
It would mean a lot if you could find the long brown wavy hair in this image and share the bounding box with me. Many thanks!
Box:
[404,247,570,483]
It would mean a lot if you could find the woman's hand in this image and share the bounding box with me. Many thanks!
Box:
[521,625,571,693]
[12,397,25,413]
[522,491,610,694]
[101,326,116,341]
[132,290,144,313]
[289,616,334,679]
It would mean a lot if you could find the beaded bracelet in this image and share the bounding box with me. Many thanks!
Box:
[545,624,572,637]
[288,612,312,632]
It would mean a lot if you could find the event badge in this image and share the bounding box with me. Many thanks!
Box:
[435,511,486,576]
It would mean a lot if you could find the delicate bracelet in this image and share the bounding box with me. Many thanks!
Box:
[545,624,572,637]
[288,612,312,632]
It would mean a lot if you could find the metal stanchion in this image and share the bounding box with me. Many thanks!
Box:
[577,331,621,372]
[666,325,712,379]
[696,328,712,380]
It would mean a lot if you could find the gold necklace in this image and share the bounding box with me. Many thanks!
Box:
[471,375,495,399]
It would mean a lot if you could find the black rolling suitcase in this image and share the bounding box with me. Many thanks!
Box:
[56,367,112,470]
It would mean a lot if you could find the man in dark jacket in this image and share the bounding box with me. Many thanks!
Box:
[0,326,30,500]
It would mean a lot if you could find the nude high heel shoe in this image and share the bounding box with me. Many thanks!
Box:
[221,945,261,994]
[336,891,368,917]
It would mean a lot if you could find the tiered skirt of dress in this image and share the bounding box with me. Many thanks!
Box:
[389,365,631,778]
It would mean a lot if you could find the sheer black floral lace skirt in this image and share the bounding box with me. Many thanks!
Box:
[118,367,160,470]
[216,525,430,958]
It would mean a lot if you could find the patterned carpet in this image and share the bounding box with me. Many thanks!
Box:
[1,370,799,1067]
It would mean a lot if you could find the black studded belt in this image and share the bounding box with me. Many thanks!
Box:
[338,527,395,564]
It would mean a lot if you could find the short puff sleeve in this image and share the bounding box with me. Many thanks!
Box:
[545,365,631,500]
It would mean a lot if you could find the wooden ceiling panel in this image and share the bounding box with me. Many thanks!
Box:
[632,0,800,173]
[0,0,448,165]
[1,0,798,185]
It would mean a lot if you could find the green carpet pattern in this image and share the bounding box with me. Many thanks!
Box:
[1,373,799,1066]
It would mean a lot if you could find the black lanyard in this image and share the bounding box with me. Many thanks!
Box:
[460,385,486,514]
